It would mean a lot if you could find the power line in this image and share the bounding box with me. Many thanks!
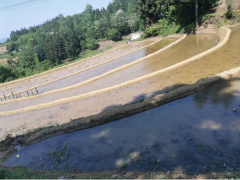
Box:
[0,0,51,13]
[0,0,44,11]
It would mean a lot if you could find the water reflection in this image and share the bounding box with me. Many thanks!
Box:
[193,77,240,109]
[6,74,240,174]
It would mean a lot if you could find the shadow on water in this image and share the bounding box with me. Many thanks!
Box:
[193,78,240,109]
[5,75,240,174]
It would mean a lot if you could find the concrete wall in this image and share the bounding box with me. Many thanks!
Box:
[131,32,142,41]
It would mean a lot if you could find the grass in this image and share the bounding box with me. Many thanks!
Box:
[114,38,128,43]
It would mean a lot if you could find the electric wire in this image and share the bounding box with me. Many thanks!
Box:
[0,0,51,13]
[0,0,44,11]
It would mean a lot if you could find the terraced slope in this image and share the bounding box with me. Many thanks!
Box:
[0,31,226,140]
[0,41,153,95]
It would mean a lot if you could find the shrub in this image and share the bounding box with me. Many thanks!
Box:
[85,38,98,50]
[107,28,122,41]
[225,5,233,19]
[33,45,45,62]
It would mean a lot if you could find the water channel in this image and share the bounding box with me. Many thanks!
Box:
[6,72,240,174]
[0,34,219,112]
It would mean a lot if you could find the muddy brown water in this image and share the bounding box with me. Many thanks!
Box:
[0,41,153,95]
[28,39,176,94]
[0,34,218,112]
[6,74,240,173]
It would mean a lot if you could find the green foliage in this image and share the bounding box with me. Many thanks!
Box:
[57,142,69,164]
[85,38,98,50]
[236,172,240,179]
[225,4,233,19]
[0,165,41,179]
[127,2,134,14]
[200,13,215,22]
[108,28,122,41]
[18,48,35,69]
[6,41,19,51]
[133,0,219,29]
[0,168,9,179]
[143,19,180,38]
[33,45,45,62]
[0,65,25,83]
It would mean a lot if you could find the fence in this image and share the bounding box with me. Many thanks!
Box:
[1,88,39,102]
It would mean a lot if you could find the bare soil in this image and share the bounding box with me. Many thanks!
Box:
[0,46,6,53]
[0,57,18,65]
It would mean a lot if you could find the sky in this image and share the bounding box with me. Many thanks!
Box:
[0,0,110,39]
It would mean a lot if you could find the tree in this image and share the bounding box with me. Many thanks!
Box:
[18,48,35,69]
[6,41,18,51]
[33,45,45,62]
[85,38,98,50]
[108,28,121,41]
[134,0,202,31]
[178,0,199,31]
[127,2,133,14]
[194,0,199,31]
[85,4,93,14]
